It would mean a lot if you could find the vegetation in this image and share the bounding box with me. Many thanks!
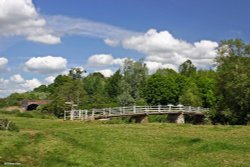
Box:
[0,114,250,167]
[0,39,249,125]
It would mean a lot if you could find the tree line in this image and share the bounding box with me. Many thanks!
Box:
[0,39,249,125]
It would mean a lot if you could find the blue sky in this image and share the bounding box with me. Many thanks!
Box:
[0,0,249,97]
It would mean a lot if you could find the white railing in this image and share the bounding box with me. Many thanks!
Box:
[64,105,209,121]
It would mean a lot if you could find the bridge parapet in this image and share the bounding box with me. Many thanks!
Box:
[64,105,209,124]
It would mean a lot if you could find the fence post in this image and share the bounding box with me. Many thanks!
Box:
[189,106,191,112]
[119,107,122,115]
[103,109,106,116]
[133,106,136,113]
[85,110,88,120]
[158,105,161,113]
[109,107,111,115]
[70,110,74,121]
[64,111,66,120]
[92,109,95,117]
[78,110,81,119]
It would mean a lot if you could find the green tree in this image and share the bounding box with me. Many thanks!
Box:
[122,59,148,102]
[179,81,202,106]
[216,39,250,124]
[179,59,197,77]
[144,69,187,105]
[106,70,122,99]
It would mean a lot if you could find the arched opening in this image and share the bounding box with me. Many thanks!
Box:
[26,104,39,111]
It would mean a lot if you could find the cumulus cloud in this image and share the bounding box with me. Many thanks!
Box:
[0,75,42,97]
[95,69,114,77]
[24,56,67,74]
[10,74,25,83]
[0,0,60,44]
[122,29,218,69]
[0,57,8,71]
[87,54,126,67]
[21,78,41,89]
[145,61,178,74]
[44,76,55,84]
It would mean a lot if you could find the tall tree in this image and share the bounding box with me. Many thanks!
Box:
[122,59,148,102]
[144,69,187,105]
[179,59,197,77]
[216,39,250,124]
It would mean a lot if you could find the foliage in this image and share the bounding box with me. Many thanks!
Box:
[0,118,19,132]
[179,81,202,107]
[144,69,187,105]
[216,39,250,124]
[179,59,197,77]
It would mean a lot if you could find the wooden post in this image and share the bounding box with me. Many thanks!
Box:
[119,107,122,115]
[78,110,81,119]
[133,106,136,113]
[103,109,106,116]
[70,110,74,121]
[123,107,125,114]
[158,105,161,113]
[85,110,88,120]
[64,111,66,120]
[168,105,172,111]
[189,106,191,112]
[109,107,111,115]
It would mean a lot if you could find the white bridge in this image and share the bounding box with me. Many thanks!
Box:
[64,105,209,124]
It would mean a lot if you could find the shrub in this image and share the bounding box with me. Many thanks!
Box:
[0,118,19,132]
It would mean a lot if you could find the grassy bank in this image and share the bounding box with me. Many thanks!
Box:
[0,113,250,167]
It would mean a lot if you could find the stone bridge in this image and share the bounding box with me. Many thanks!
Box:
[21,100,50,110]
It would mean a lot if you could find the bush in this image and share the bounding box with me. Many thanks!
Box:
[0,118,19,132]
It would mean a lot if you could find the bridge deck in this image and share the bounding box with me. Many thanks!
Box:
[64,105,208,122]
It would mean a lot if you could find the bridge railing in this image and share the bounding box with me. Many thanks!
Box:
[64,105,209,121]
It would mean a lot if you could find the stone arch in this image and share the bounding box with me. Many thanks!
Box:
[26,103,39,111]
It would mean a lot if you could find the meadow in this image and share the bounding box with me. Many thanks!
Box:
[0,113,250,167]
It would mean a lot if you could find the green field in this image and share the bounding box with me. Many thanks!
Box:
[0,114,250,167]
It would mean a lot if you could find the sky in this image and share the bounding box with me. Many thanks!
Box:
[0,0,249,97]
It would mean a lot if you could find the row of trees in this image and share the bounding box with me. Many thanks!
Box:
[1,39,249,124]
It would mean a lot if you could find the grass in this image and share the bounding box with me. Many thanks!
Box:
[0,113,250,167]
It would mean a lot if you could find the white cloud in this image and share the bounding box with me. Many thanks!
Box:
[104,38,119,47]
[0,76,42,97]
[10,74,25,83]
[95,69,114,77]
[22,78,41,90]
[87,54,126,67]
[46,15,138,44]
[27,34,61,44]
[0,57,8,71]
[0,0,60,44]
[24,56,67,74]
[44,76,55,84]
[145,61,178,74]
[122,29,218,69]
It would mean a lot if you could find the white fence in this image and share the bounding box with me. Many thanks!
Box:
[64,105,209,121]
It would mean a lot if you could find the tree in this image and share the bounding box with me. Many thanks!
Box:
[106,70,122,99]
[122,59,148,102]
[179,59,197,77]
[179,81,202,107]
[144,69,187,105]
[69,67,86,80]
[215,39,250,124]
